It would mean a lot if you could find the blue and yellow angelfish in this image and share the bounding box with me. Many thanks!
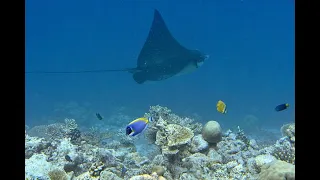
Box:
[275,103,289,112]
[126,117,153,136]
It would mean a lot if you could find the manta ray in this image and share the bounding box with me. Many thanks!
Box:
[26,9,209,84]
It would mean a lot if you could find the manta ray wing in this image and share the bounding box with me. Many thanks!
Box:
[137,9,191,69]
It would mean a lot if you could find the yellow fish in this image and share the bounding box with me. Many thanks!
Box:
[216,100,227,114]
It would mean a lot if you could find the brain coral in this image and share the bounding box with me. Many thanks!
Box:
[258,160,295,180]
[202,121,222,143]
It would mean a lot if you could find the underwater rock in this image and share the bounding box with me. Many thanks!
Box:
[217,138,246,163]
[206,148,222,163]
[280,123,295,144]
[189,134,209,153]
[129,172,166,180]
[64,162,78,173]
[114,146,136,160]
[255,154,277,171]
[249,139,259,149]
[179,173,198,180]
[25,135,45,150]
[151,154,167,166]
[100,170,122,180]
[258,160,295,180]
[57,138,77,157]
[247,157,259,174]
[97,148,117,167]
[182,153,210,169]
[229,163,246,178]
[74,172,99,180]
[25,134,53,157]
[151,165,166,176]
[25,153,56,180]
[202,121,222,144]
[226,160,238,170]
[48,169,69,180]
[124,152,150,168]
[161,146,180,155]
[25,150,34,159]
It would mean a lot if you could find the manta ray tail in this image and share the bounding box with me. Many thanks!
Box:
[25,68,138,74]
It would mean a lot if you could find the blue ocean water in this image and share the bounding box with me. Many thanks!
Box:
[25,0,294,133]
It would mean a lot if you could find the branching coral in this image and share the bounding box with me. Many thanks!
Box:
[66,129,81,144]
[271,137,295,164]
[145,105,202,134]
[65,118,78,131]
[235,126,250,150]
[280,123,295,145]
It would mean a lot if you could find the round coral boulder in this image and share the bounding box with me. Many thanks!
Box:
[202,121,222,143]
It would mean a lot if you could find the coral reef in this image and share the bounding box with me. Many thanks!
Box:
[25,106,295,180]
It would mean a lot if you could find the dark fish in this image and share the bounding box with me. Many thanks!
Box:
[25,9,208,84]
[275,103,289,112]
[65,155,72,162]
[96,113,103,120]
[121,166,127,177]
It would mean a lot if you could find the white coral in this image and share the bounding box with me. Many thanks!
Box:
[25,154,56,180]
[57,137,77,157]
[25,135,44,150]
[190,134,209,153]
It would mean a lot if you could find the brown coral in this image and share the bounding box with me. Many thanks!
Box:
[258,160,295,180]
